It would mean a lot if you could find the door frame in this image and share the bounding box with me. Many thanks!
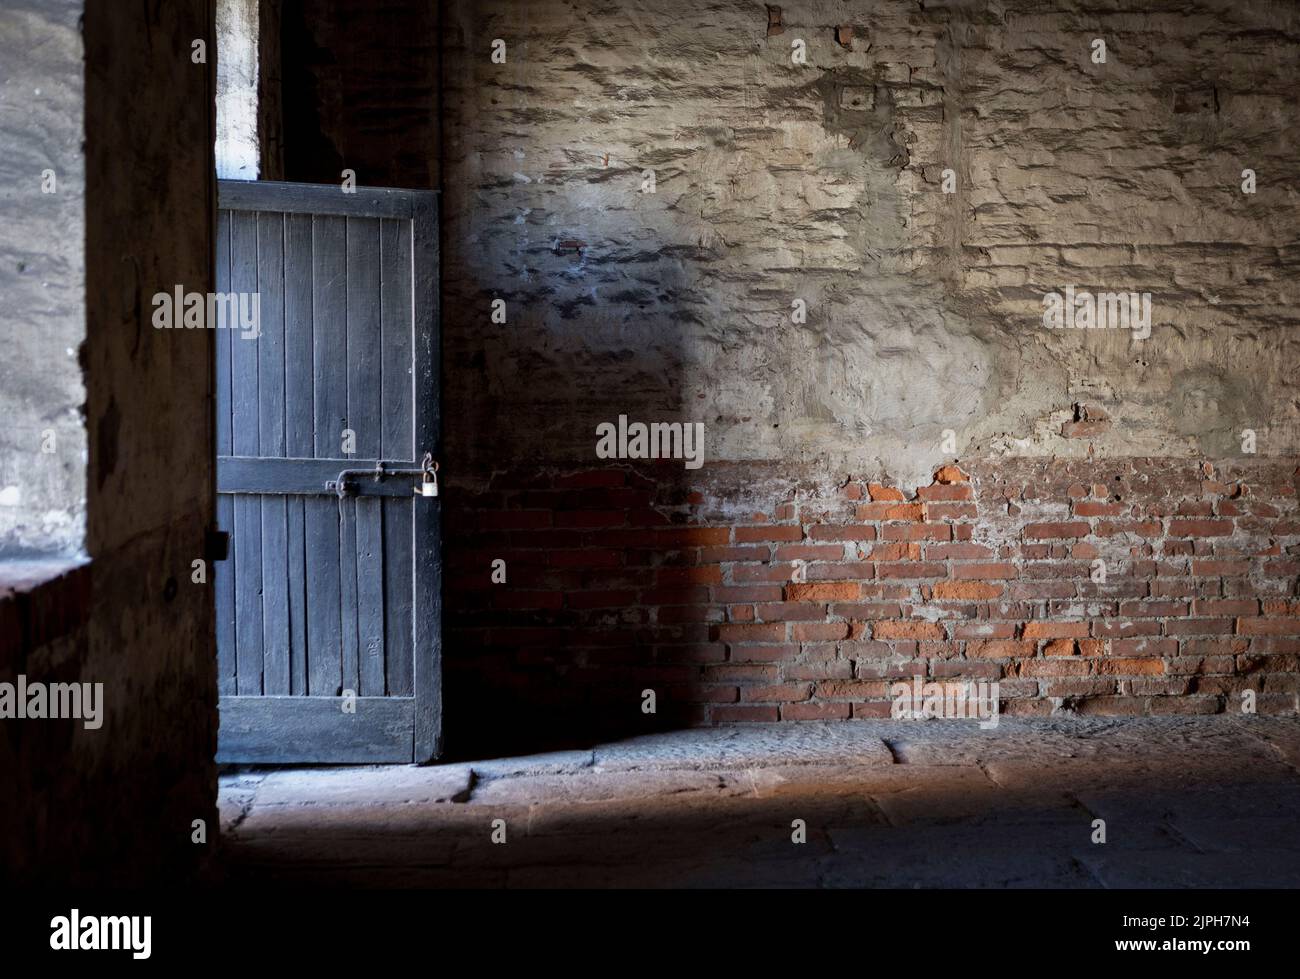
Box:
[213,180,442,764]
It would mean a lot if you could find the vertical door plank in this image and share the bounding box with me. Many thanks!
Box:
[306,214,347,696]
[215,211,237,697]
[284,502,306,695]
[412,196,442,761]
[312,214,348,452]
[258,212,291,695]
[380,220,413,457]
[356,497,386,695]
[338,496,361,697]
[347,217,386,696]
[283,213,313,694]
[304,498,342,696]
[256,212,287,455]
[382,498,414,696]
[283,213,315,455]
[381,218,415,697]
[230,210,264,696]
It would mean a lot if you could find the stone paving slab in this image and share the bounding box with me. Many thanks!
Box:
[1236,717,1300,770]
[219,716,1300,888]
[589,723,895,770]
[253,765,475,807]
[462,749,597,779]
[467,769,730,806]
[237,799,532,836]
[882,716,1279,767]
[823,824,1102,889]
[1078,849,1300,889]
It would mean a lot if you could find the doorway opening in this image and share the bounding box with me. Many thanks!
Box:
[213,0,441,764]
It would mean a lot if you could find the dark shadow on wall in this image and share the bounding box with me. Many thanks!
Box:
[441,461,711,761]
[280,0,437,188]
[274,1,710,760]
[428,3,730,761]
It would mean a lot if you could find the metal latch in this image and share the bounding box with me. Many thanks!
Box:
[326,453,439,499]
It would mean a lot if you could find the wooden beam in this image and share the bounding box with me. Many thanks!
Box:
[218,179,436,219]
[218,456,423,497]
[217,696,414,763]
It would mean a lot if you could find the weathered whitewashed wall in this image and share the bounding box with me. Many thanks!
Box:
[439,0,1299,491]
[0,0,86,555]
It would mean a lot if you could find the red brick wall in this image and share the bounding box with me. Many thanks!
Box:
[444,458,1299,752]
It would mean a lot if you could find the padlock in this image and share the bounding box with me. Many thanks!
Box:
[417,460,439,497]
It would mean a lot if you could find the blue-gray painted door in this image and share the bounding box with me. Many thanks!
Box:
[214,180,440,764]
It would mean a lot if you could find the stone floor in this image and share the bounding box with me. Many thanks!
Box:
[218,716,1300,888]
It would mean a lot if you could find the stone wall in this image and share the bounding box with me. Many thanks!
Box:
[0,0,87,556]
[439,0,1300,490]
[217,0,262,179]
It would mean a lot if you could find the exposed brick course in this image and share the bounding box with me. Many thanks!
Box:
[445,458,1300,746]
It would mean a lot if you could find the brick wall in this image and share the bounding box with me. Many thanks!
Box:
[280,0,1300,752]
[444,458,1299,751]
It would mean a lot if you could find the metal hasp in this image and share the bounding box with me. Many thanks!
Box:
[326,452,439,500]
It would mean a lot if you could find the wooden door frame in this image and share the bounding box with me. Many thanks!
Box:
[214,180,441,764]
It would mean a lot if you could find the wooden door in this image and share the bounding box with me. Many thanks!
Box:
[213,180,441,764]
